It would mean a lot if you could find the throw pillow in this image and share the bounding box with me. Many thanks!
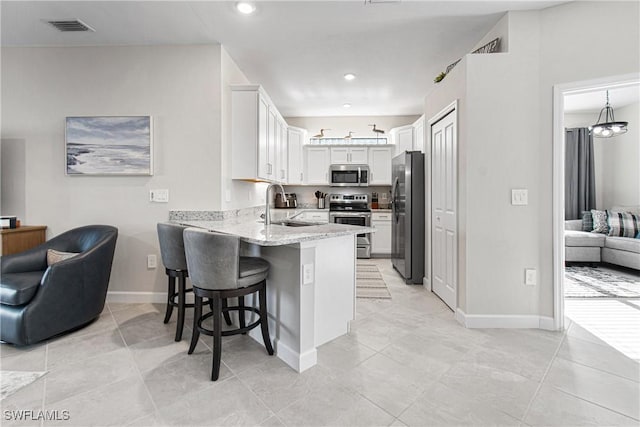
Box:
[607,211,640,238]
[590,209,609,234]
[47,249,79,266]
[581,211,593,231]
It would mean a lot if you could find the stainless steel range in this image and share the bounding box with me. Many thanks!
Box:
[328,193,371,258]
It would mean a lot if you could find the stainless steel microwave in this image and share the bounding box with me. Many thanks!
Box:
[329,164,369,187]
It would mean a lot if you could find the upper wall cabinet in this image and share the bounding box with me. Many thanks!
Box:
[231,85,286,182]
[413,115,425,153]
[330,146,368,164]
[305,146,330,185]
[287,126,307,185]
[368,146,393,185]
[392,125,414,156]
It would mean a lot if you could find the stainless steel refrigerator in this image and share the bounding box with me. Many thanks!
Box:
[391,151,425,284]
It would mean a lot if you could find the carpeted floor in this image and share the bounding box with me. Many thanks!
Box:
[356,263,391,299]
[565,266,640,298]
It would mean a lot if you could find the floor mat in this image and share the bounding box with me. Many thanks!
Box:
[356,263,391,299]
[565,266,640,298]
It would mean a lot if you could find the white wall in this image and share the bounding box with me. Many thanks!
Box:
[423,2,639,321]
[285,116,419,140]
[1,138,26,220]
[464,12,542,316]
[598,102,640,209]
[1,45,223,294]
[470,12,509,53]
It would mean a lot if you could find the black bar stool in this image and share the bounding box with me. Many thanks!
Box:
[157,223,232,341]
[183,227,274,381]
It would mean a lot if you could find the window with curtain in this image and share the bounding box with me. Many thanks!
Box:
[565,127,596,220]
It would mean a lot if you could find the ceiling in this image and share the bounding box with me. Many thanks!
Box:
[564,84,640,114]
[1,1,565,117]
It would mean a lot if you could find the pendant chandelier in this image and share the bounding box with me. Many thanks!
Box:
[590,90,628,138]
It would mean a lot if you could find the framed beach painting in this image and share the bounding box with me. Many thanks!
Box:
[65,116,153,176]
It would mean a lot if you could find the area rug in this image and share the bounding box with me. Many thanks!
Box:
[356,263,391,299]
[0,371,47,401]
[565,266,640,298]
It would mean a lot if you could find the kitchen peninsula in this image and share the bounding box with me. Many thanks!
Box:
[173,211,375,372]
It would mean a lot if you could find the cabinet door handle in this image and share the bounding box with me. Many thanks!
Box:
[300,172,303,182]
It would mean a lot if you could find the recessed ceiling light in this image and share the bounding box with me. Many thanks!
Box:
[236,2,256,14]
[343,103,352,108]
[344,73,356,81]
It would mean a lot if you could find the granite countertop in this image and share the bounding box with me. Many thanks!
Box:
[175,213,375,246]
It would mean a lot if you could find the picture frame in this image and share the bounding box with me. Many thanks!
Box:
[65,116,153,176]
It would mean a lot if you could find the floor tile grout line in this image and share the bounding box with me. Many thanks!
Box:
[544,382,640,422]
[233,366,281,425]
[40,343,48,427]
[112,305,162,422]
[553,352,640,384]
[520,324,569,422]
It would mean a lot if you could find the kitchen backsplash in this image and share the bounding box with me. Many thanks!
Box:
[284,185,392,208]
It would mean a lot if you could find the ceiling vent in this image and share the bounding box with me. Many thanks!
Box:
[47,19,95,32]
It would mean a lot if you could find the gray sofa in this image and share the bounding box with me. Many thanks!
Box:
[565,213,640,270]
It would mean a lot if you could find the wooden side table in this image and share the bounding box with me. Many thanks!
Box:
[1,226,47,256]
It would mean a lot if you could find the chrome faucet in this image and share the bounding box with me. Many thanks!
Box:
[264,183,286,225]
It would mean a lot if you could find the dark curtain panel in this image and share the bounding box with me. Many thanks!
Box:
[565,127,596,220]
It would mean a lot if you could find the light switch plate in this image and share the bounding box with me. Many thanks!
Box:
[150,189,169,203]
[511,189,528,205]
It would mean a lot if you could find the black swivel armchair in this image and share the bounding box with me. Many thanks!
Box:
[0,225,118,346]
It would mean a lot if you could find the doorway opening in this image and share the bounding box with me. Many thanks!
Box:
[553,73,640,360]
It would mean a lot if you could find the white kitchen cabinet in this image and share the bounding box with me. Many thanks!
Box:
[413,115,425,153]
[371,211,392,255]
[276,118,288,183]
[368,146,393,185]
[297,210,329,223]
[396,125,414,156]
[330,147,368,164]
[287,126,306,185]
[267,108,278,180]
[305,146,330,184]
[231,85,285,182]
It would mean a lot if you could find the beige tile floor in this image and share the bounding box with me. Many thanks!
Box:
[1,259,638,426]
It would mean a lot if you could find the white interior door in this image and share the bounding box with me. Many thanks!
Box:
[431,109,457,310]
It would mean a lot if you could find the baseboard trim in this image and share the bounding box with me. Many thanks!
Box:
[423,276,431,292]
[106,291,165,304]
[456,309,557,329]
[274,338,317,373]
[246,329,317,373]
[538,316,557,331]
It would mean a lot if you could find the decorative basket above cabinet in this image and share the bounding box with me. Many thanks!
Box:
[231,85,288,183]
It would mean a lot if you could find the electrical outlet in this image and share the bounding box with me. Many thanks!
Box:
[147,254,157,269]
[150,189,169,203]
[525,268,536,286]
[302,263,314,285]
